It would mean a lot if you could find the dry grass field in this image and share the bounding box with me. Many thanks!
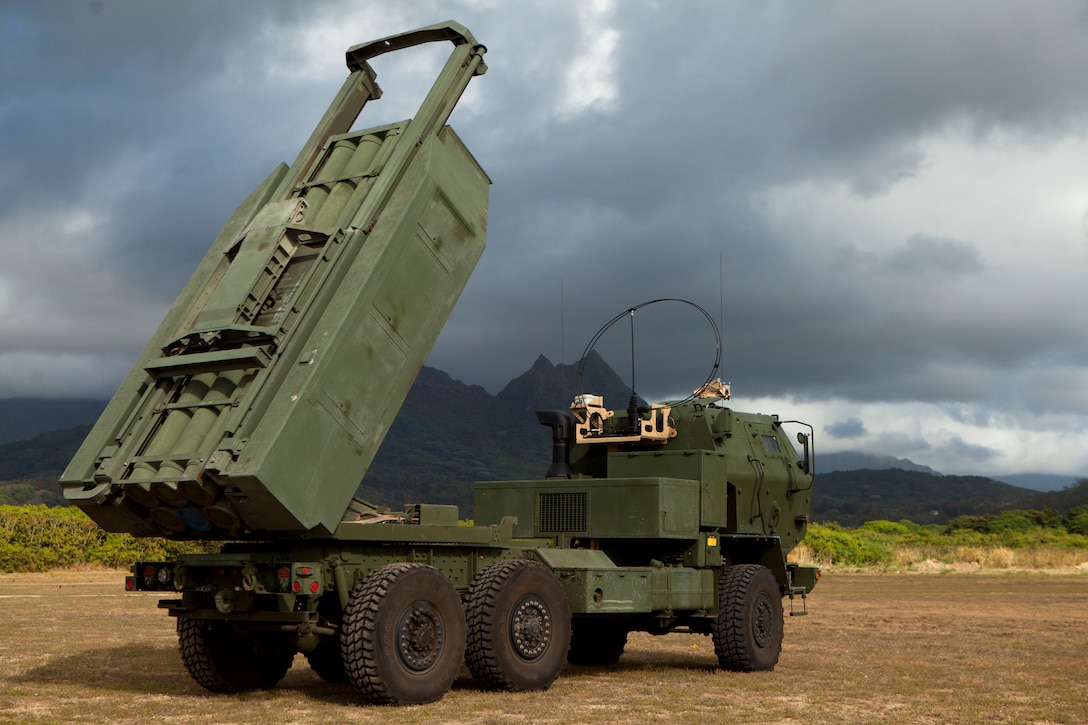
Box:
[1,569,1086,724]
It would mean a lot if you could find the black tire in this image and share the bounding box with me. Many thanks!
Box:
[567,617,627,666]
[177,617,295,693]
[711,564,783,672]
[465,559,571,691]
[305,634,347,683]
[340,563,466,705]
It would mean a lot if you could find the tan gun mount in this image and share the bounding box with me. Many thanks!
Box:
[570,394,676,445]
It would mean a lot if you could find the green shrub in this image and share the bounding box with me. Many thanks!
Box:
[946,515,993,533]
[988,512,1034,535]
[857,520,913,537]
[0,505,213,572]
[1066,505,1088,536]
[947,509,1069,537]
[803,523,893,566]
[1000,508,1064,529]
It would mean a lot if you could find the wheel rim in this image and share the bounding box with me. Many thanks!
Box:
[752,592,774,649]
[510,594,551,661]
[396,600,444,671]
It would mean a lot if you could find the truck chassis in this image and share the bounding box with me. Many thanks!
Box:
[132,496,815,704]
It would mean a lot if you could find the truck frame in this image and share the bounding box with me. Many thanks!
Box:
[61,22,819,706]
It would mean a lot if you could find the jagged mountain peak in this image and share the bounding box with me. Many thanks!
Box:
[497,350,641,414]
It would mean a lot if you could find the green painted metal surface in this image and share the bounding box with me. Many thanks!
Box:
[476,400,814,550]
[475,390,818,608]
[61,22,490,539]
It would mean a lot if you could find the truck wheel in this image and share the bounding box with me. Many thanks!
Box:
[567,618,627,666]
[177,618,295,692]
[466,559,571,691]
[340,563,466,705]
[305,635,347,683]
[712,564,783,672]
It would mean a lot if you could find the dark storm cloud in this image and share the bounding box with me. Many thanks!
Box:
[3,3,278,301]
[429,1,1088,411]
[936,434,999,464]
[885,235,984,276]
[827,418,868,439]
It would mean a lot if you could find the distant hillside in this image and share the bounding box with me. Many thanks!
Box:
[0,399,103,443]
[990,473,1078,492]
[0,426,91,506]
[0,425,90,482]
[819,454,1075,493]
[819,451,938,475]
[0,476,68,507]
[813,468,1038,527]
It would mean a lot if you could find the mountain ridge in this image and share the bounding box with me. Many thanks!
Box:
[2,356,1083,521]
[0,399,104,444]
[818,451,938,475]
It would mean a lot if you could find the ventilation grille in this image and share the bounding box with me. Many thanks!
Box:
[538,492,587,533]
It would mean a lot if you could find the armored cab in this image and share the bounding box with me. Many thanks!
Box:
[477,381,816,586]
[475,374,818,671]
[60,23,490,539]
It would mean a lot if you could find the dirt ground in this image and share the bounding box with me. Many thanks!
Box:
[0,569,1085,724]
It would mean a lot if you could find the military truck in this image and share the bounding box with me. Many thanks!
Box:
[60,22,819,706]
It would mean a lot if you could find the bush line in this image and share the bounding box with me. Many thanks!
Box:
[797,509,1088,569]
[0,504,215,572]
[2,504,1087,573]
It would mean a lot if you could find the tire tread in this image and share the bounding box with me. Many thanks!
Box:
[711,564,783,672]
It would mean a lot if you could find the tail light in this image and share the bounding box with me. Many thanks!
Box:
[134,564,174,590]
[277,566,291,593]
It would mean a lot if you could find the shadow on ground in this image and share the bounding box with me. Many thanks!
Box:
[13,638,720,705]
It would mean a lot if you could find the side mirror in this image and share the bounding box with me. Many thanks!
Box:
[796,432,812,475]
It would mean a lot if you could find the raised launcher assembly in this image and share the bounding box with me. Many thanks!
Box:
[60,22,490,539]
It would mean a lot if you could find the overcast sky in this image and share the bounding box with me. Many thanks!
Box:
[2,0,1088,478]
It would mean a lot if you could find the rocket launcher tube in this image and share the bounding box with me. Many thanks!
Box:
[309,135,385,229]
[60,25,491,539]
[296,138,357,220]
[155,370,245,481]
